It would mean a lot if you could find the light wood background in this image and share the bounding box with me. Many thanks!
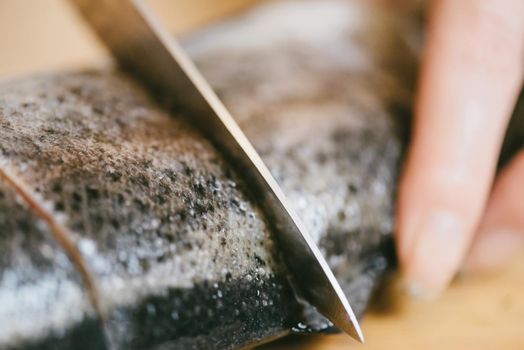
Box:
[0,0,259,77]
[261,257,524,350]
[1,1,523,349]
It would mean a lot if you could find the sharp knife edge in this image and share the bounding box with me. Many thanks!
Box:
[68,0,363,342]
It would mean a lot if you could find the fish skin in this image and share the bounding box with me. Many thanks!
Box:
[186,0,417,319]
[0,70,300,349]
[0,1,421,349]
[0,177,106,350]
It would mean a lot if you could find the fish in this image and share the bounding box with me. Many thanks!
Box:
[0,1,423,349]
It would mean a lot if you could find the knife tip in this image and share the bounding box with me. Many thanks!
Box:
[335,298,364,343]
[354,323,365,344]
[343,318,365,344]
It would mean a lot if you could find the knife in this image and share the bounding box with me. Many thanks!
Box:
[68,0,363,342]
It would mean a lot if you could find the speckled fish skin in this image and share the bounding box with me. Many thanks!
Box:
[0,178,106,350]
[0,1,418,349]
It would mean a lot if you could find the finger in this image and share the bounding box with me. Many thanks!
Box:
[465,150,524,272]
[397,0,524,298]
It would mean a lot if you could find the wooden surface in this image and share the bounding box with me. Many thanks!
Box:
[0,0,259,77]
[2,1,523,349]
[261,254,524,349]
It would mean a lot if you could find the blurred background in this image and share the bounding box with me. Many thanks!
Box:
[0,0,259,77]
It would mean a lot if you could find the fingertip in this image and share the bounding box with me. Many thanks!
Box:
[464,229,524,273]
[465,151,524,273]
[402,210,467,299]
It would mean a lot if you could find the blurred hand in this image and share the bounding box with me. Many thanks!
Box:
[397,0,524,299]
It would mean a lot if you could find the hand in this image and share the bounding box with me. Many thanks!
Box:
[396,0,524,299]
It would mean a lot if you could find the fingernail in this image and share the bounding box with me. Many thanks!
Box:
[464,228,524,272]
[404,281,439,301]
[403,210,467,300]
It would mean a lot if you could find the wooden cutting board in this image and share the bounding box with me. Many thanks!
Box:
[260,254,524,350]
[2,2,523,349]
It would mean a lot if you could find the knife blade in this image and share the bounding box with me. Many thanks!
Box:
[68,0,363,342]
